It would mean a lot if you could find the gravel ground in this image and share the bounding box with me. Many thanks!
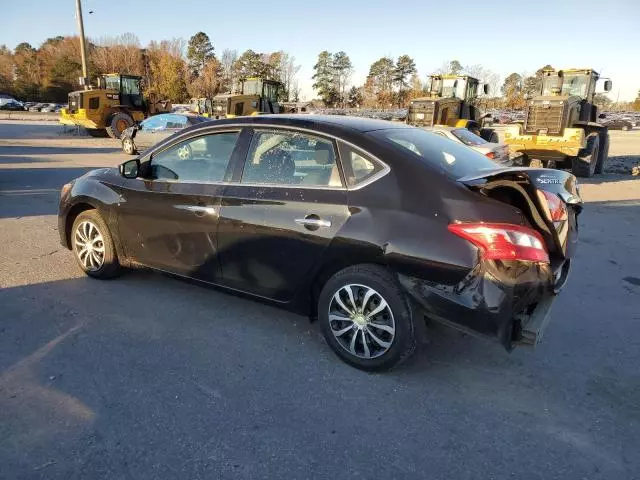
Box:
[1,121,639,480]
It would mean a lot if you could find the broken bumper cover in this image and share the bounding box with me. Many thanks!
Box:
[398,259,563,349]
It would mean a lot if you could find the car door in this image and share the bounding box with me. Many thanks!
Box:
[134,114,169,151]
[116,128,243,279]
[217,127,350,301]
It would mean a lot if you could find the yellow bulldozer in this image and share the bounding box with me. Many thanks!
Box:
[503,68,612,177]
[190,78,283,119]
[406,74,497,142]
[59,73,171,138]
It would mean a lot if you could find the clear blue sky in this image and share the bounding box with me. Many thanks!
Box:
[3,0,639,101]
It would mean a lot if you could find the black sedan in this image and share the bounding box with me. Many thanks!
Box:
[59,115,581,371]
[602,118,633,131]
[121,113,209,154]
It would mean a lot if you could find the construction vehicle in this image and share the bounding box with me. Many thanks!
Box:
[191,78,283,119]
[503,68,612,177]
[407,75,497,142]
[59,73,171,138]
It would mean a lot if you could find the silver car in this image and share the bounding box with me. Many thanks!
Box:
[427,126,512,165]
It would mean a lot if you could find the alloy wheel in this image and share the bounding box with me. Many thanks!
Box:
[74,220,105,271]
[328,284,396,359]
[123,138,134,154]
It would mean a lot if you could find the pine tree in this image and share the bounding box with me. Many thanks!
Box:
[312,51,337,106]
[187,32,214,77]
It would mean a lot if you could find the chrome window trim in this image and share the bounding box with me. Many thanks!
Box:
[145,122,391,191]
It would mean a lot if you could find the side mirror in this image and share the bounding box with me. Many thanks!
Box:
[604,80,612,92]
[119,159,140,179]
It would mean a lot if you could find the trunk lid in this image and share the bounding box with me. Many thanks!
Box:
[457,167,581,264]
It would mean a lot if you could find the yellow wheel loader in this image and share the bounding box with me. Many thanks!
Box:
[59,74,171,139]
[407,75,497,142]
[503,68,612,177]
[191,78,283,119]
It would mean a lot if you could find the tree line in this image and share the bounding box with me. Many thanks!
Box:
[0,32,301,104]
[1,35,637,111]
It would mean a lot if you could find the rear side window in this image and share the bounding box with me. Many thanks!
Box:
[241,130,342,187]
[337,143,384,187]
[150,131,239,182]
[370,128,498,179]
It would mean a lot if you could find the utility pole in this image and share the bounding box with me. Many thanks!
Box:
[75,0,89,89]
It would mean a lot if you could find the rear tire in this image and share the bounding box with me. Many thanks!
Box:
[595,133,609,174]
[571,133,599,178]
[71,210,123,279]
[105,112,134,139]
[318,264,416,371]
[86,128,109,138]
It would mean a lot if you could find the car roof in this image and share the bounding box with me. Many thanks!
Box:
[196,114,413,134]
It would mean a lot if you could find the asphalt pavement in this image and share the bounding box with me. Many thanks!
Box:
[1,121,639,480]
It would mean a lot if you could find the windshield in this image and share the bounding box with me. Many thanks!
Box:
[370,128,499,179]
[561,74,589,97]
[451,128,487,146]
[442,78,463,98]
[542,74,589,97]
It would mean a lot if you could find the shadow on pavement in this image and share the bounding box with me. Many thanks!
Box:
[0,145,120,156]
[0,167,96,218]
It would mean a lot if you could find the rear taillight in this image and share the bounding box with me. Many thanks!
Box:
[485,151,496,159]
[537,190,568,229]
[448,223,549,263]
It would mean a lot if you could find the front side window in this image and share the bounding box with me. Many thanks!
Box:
[149,131,239,182]
[338,143,384,187]
[241,130,342,187]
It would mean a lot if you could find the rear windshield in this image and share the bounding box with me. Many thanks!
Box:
[370,128,498,178]
[451,128,487,146]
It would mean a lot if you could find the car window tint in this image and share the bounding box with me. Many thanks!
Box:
[337,142,384,187]
[370,128,498,179]
[150,132,239,182]
[241,130,342,187]
[141,115,166,131]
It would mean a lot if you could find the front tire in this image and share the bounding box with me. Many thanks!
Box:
[318,264,416,371]
[71,210,123,279]
[595,133,609,174]
[106,112,134,139]
[572,132,599,178]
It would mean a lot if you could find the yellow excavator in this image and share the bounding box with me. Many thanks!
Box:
[191,78,283,119]
[407,74,497,142]
[60,73,171,138]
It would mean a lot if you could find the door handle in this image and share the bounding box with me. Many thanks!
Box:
[175,204,216,216]
[295,216,331,229]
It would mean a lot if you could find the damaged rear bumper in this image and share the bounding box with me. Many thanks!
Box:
[398,259,563,350]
